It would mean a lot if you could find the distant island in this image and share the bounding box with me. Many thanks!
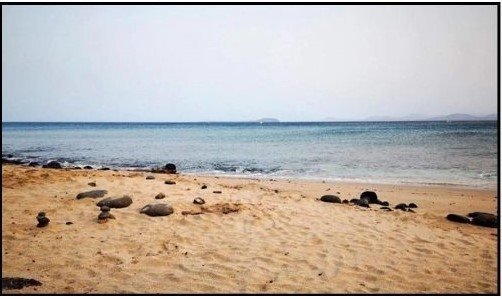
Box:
[323,113,497,122]
[255,118,280,123]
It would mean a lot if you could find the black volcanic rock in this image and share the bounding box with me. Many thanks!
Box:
[76,190,108,200]
[42,161,62,169]
[319,195,341,203]
[470,213,497,228]
[2,277,42,290]
[360,191,378,204]
[446,214,471,224]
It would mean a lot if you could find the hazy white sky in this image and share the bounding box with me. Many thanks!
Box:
[2,5,497,122]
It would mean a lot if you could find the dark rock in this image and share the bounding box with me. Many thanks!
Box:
[76,190,108,200]
[36,212,50,228]
[201,185,207,189]
[407,208,416,213]
[342,199,349,204]
[140,203,174,217]
[88,182,97,187]
[394,203,407,211]
[73,166,82,169]
[96,195,132,208]
[360,191,378,204]
[2,277,42,290]
[164,163,177,174]
[146,175,155,180]
[164,180,176,185]
[319,195,341,203]
[356,198,370,208]
[100,205,110,212]
[97,207,115,223]
[381,201,390,207]
[2,158,23,165]
[446,214,471,224]
[151,163,177,174]
[28,162,40,167]
[83,166,93,170]
[98,167,110,171]
[65,222,73,225]
[408,203,418,208]
[467,212,495,218]
[380,207,393,211]
[213,190,222,194]
[42,161,62,169]
[155,193,165,199]
[193,197,205,205]
[349,198,359,204]
[471,213,497,228]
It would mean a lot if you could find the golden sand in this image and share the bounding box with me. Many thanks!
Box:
[1,165,497,293]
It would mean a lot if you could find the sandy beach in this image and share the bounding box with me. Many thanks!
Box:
[1,164,498,294]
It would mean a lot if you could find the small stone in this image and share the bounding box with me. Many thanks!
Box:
[155,193,166,199]
[36,212,50,228]
[201,185,207,189]
[193,197,205,205]
[319,195,341,203]
[164,180,176,185]
[65,222,73,225]
[76,190,108,200]
[88,182,97,187]
[146,175,155,180]
[408,203,418,208]
[213,190,222,194]
[42,161,62,169]
[394,203,407,211]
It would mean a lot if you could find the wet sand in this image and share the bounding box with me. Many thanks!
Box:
[1,165,498,294]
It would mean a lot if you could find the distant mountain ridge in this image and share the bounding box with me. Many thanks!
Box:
[255,118,280,123]
[323,113,497,122]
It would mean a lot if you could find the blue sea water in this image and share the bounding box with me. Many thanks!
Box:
[1,121,498,189]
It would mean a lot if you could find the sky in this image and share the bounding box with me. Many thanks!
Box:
[2,5,498,122]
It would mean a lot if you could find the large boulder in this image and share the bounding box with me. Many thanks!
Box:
[76,190,108,200]
[96,196,133,208]
[319,195,341,203]
[360,191,378,204]
[42,161,62,169]
[446,214,471,224]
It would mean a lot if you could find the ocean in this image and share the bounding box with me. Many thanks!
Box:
[2,121,498,189]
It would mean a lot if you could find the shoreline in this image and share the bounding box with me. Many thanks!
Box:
[2,160,497,191]
[2,164,498,293]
